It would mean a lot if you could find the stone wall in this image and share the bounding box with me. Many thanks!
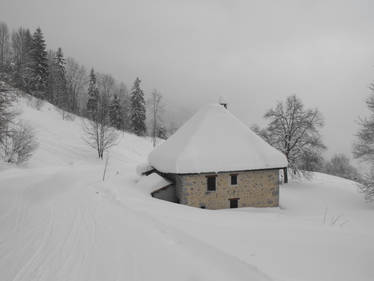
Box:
[175,169,279,209]
[152,185,178,203]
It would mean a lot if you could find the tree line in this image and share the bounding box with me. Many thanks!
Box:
[0,21,166,147]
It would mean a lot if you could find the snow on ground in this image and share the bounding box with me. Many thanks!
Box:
[0,93,374,281]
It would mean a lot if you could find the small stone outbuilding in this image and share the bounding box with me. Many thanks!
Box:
[147,103,288,210]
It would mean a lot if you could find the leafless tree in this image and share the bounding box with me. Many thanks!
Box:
[11,28,32,68]
[0,83,37,164]
[0,83,16,146]
[0,22,10,70]
[147,89,164,147]
[256,95,325,182]
[65,57,87,114]
[1,121,38,164]
[98,73,115,99]
[11,27,35,92]
[82,92,118,159]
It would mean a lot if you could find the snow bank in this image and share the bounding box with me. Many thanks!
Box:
[136,173,171,194]
[149,103,287,174]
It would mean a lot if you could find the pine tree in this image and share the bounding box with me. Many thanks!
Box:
[54,47,67,110]
[30,27,48,98]
[86,68,99,118]
[119,83,131,131]
[109,94,123,129]
[46,50,56,103]
[130,77,146,136]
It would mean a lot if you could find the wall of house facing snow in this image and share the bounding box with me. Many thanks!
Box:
[175,169,279,209]
[152,185,178,203]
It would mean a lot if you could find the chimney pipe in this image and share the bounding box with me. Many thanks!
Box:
[219,96,228,109]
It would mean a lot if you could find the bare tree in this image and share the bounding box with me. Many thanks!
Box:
[65,57,87,114]
[0,83,16,146]
[11,28,34,90]
[1,121,38,164]
[98,73,115,99]
[0,22,10,71]
[82,92,118,159]
[0,84,37,164]
[147,89,164,147]
[256,95,325,182]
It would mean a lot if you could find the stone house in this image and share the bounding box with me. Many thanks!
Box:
[146,103,288,209]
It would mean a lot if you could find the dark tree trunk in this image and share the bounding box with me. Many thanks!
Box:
[283,167,288,183]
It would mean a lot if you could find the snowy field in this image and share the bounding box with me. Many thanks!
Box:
[0,94,374,281]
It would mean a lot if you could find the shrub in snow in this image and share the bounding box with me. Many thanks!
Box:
[324,154,360,182]
[25,95,44,110]
[1,121,38,164]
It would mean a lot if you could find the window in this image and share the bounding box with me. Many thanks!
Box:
[229,198,239,208]
[230,174,238,185]
[206,176,216,191]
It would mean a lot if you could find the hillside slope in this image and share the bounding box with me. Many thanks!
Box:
[0,93,373,281]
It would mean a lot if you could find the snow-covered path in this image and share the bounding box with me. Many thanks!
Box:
[0,164,271,281]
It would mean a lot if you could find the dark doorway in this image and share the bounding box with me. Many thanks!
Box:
[229,198,239,208]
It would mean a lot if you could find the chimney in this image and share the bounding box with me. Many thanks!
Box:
[219,96,228,109]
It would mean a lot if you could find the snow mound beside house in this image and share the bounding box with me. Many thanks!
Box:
[148,103,287,174]
[136,172,171,194]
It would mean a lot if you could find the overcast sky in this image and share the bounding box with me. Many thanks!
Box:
[1,0,374,159]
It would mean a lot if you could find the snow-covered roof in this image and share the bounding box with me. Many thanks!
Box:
[148,103,288,174]
[136,173,172,194]
[136,162,155,176]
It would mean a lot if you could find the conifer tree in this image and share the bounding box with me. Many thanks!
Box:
[54,47,67,110]
[86,68,99,118]
[119,83,131,131]
[46,50,56,103]
[30,27,48,98]
[109,94,123,130]
[130,77,146,136]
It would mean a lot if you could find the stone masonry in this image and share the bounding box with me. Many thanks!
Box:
[174,169,279,209]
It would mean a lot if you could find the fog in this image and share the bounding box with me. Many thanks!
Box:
[1,0,374,159]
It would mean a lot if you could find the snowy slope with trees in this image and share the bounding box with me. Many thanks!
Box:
[0,95,374,281]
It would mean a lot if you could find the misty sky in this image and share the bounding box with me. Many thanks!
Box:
[1,0,374,160]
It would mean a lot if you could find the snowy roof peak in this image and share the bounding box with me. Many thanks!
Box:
[148,103,288,174]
